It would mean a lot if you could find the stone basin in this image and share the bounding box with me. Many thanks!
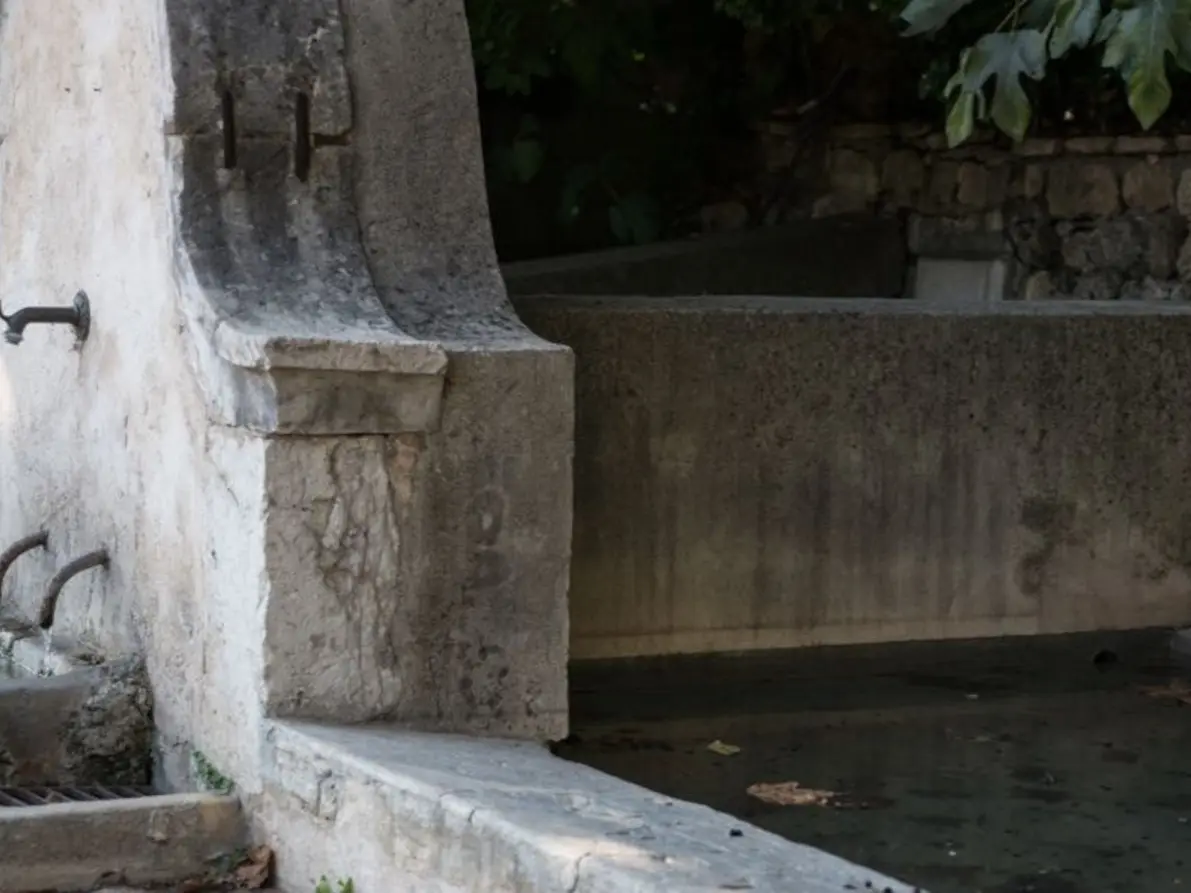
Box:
[0,624,151,786]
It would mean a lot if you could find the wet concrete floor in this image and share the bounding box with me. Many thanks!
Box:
[556,629,1191,893]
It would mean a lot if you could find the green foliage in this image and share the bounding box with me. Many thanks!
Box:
[191,750,234,795]
[468,0,1191,257]
[314,876,355,893]
[901,0,1191,145]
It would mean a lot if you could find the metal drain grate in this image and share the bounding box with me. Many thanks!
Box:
[0,784,155,807]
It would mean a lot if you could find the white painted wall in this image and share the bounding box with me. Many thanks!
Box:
[0,0,268,788]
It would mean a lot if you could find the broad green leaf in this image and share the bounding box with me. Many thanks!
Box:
[608,193,660,245]
[1128,61,1173,128]
[1050,0,1102,56]
[510,139,544,184]
[946,90,976,147]
[1171,7,1191,68]
[900,0,977,36]
[1098,0,1191,129]
[1094,7,1121,44]
[561,28,604,91]
[557,163,598,224]
[1023,0,1060,28]
[945,30,1048,144]
[990,70,1033,140]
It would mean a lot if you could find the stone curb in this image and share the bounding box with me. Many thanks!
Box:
[0,793,245,892]
[259,720,917,893]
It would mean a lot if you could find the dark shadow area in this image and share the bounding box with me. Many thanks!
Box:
[556,630,1191,893]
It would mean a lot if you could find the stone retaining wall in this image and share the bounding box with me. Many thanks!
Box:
[518,296,1191,659]
[767,123,1191,302]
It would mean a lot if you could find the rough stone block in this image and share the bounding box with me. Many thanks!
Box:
[831,123,893,144]
[881,149,925,208]
[1015,138,1062,157]
[1022,270,1057,300]
[956,162,990,208]
[1047,163,1120,217]
[897,122,933,142]
[826,149,879,209]
[1115,135,1171,154]
[908,213,1006,257]
[699,201,749,234]
[1071,272,1123,300]
[1014,164,1047,200]
[1060,217,1144,273]
[1177,171,1191,217]
[924,160,960,211]
[1146,214,1186,279]
[1177,234,1191,280]
[1065,137,1114,155]
[1123,161,1174,212]
[1120,277,1191,301]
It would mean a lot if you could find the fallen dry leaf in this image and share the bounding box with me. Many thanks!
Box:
[747,781,835,806]
[746,781,891,810]
[234,845,274,889]
[707,740,741,757]
[1140,681,1191,706]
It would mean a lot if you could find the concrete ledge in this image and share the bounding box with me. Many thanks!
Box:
[258,720,915,893]
[0,793,245,892]
[516,293,1191,316]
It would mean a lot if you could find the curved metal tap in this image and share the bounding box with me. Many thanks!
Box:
[0,291,91,346]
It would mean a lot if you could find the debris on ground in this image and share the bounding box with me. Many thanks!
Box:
[746,781,892,810]
[1139,680,1191,706]
[707,739,741,756]
[176,845,274,892]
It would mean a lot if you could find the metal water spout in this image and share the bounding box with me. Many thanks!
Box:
[0,291,91,346]
[38,548,108,629]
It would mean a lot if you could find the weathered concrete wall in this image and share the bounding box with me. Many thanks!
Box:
[0,0,271,789]
[0,0,572,798]
[503,218,909,298]
[770,124,1191,303]
[519,296,1191,659]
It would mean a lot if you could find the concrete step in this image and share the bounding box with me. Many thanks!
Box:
[0,792,246,892]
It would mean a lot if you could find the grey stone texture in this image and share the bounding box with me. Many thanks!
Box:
[0,659,150,786]
[258,720,917,893]
[0,0,571,812]
[518,296,1191,659]
[790,125,1191,300]
[0,793,244,892]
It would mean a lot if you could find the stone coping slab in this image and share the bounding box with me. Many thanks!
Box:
[0,793,245,892]
[515,293,1191,317]
[261,720,918,893]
